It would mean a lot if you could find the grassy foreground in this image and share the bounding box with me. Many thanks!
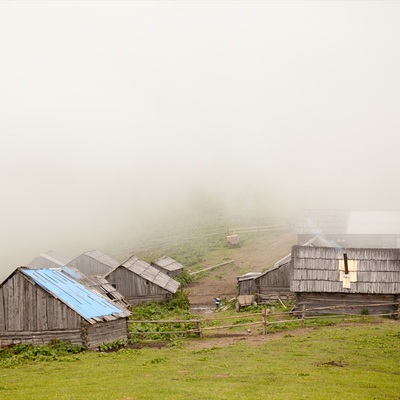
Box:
[0,319,399,400]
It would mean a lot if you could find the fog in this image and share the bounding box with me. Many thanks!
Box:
[1,1,400,281]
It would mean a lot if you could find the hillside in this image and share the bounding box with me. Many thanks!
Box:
[185,228,297,308]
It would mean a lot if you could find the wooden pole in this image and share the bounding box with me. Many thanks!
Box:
[262,308,270,335]
[301,304,306,327]
[196,320,202,338]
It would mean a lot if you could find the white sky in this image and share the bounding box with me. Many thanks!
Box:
[1,1,400,279]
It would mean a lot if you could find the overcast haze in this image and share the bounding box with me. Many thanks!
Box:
[1,1,400,280]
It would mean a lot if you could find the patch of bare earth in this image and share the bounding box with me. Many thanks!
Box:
[186,230,296,308]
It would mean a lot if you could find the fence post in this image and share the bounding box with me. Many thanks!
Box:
[301,304,306,327]
[196,320,202,338]
[262,308,270,335]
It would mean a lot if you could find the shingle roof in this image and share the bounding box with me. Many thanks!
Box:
[151,256,184,272]
[118,255,180,294]
[21,268,128,323]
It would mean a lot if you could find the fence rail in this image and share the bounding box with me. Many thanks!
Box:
[128,302,399,340]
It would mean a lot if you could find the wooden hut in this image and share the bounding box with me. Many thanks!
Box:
[105,255,180,305]
[295,209,400,248]
[291,246,400,316]
[28,250,70,269]
[151,256,184,278]
[253,236,332,303]
[0,267,131,348]
[68,250,119,277]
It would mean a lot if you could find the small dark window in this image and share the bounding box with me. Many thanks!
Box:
[111,283,117,289]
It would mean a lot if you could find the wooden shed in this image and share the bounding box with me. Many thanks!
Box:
[291,246,400,316]
[105,255,181,305]
[151,256,184,278]
[295,209,400,248]
[68,250,119,277]
[0,267,131,348]
[253,236,332,304]
[28,250,70,269]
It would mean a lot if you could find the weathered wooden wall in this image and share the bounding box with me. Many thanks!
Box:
[295,292,398,316]
[254,263,293,302]
[107,267,172,304]
[291,246,400,294]
[0,329,83,347]
[0,272,82,332]
[69,253,114,276]
[85,318,129,349]
[0,272,130,348]
[258,263,291,288]
[238,279,256,296]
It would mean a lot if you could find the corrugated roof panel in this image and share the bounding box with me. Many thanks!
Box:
[22,269,125,321]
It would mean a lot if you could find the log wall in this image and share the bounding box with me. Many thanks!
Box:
[295,292,398,315]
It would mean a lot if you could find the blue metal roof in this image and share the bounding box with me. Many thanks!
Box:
[22,268,125,321]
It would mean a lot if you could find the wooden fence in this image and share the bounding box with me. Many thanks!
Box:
[227,224,289,235]
[128,302,399,339]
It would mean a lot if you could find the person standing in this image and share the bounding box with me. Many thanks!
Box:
[214,297,221,310]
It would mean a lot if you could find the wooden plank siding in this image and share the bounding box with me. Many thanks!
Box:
[68,251,119,277]
[296,292,398,316]
[254,263,294,303]
[107,266,173,305]
[0,270,130,348]
[86,318,128,349]
[291,246,400,315]
[0,272,82,332]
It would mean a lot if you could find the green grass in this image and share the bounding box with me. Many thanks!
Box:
[1,319,399,400]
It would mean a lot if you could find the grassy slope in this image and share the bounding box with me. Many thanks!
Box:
[1,320,399,400]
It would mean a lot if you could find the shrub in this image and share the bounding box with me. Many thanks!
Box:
[174,271,194,286]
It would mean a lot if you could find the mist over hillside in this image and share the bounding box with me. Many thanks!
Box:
[1,2,400,281]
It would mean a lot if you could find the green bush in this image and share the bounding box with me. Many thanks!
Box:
[169,289,191,310]
[0,340,84,367]
[174,271,194,286]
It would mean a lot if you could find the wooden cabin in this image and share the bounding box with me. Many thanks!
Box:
[295,209,400,248]
[253,236,332,303]
[291,246,400,316]
[236,272,261,296]
[0,267,131,348]
[105,255,180,305]
[151,256,184,278]
[28,250,70,269]
[68,250,119,277]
